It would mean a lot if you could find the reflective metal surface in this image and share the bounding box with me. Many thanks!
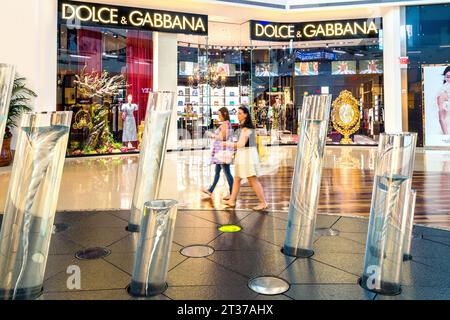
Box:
[180,245,215,258]
[284,95,332,257]
[130,199,178,297]
[52,223,69,234]
[315,228,340,236]
[248,276,290,295]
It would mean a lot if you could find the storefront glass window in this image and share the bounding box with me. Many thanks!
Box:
[406,3,450,148]
[57,24,153,156]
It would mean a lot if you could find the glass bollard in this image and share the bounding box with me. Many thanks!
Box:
[129,200,178,297]
[128,91,175,232]
[0,64,16,147]
[0,111,72,299]
[283,94,332,258]
[360,132,417,295]
[403,189,417,261]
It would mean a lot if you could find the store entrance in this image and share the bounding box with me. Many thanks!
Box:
[294,40,384,145]
[250,38,384,146]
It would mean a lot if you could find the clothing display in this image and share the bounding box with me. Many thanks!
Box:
[271,102,283,131]
[285,103,296,133]
[121,102,138,142]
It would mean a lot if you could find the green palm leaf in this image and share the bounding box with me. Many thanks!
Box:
[5,76,37,137]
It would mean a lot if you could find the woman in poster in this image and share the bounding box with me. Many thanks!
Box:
[437,66,450,135]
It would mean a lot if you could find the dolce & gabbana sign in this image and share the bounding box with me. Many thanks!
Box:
[58,0,208,35]
[250,18,382,42]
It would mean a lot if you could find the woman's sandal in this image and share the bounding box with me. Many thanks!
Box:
[252,203,269,211]
[223,200,236,208]
[201,189,212,197]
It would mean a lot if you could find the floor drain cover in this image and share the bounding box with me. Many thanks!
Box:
[248,276,290,295]
[180,245,215,258]
[218,224,242,233]
[52,223,69,234]
[315,228,340,236]
[75,247,111,260]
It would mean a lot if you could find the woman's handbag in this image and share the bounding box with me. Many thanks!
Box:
[215,148,235,164]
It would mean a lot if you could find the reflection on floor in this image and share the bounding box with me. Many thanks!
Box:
[0,146,449,229]
[0,210,445,300]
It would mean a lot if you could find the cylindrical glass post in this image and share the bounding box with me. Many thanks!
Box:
[129,199,178,296]
[360,132,417,295]
[283,94,332,258]
[128,91,175,232]
[0,111,72,300]
[403,189,417,261]
[0,64,16,148]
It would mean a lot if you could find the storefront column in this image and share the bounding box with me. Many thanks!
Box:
[382,6,405,133]
[0,0,57,148]
[152,32,179,201]
[153,32,178,151]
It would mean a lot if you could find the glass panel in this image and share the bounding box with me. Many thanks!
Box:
[406,3,450,147]
[57,22,153,156]
[175,20,384,147]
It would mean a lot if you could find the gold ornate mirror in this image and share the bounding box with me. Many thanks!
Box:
[332,90,360,144]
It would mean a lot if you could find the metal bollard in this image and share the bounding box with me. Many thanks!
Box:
[129,200,178,297]
[283,94,332,258]
[360,132,417,295]
[0,112,72,299]
[128,91,175,232]
[403,189,417,261]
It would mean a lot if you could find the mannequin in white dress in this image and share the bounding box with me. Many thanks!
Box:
[121,94,138,148]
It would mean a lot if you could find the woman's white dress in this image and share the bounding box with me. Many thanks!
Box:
[121,103,138,142]
[233,129,260,178]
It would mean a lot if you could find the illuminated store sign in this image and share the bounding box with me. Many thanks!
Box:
[58,0,208,35]
[250,19,382,42]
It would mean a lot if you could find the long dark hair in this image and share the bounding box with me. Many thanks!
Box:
[218,107,230,121]
[239,106,254,129]
[443,66,450,84]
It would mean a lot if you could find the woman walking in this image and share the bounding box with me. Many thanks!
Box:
[202,107,234,198]
[223,106,268,211]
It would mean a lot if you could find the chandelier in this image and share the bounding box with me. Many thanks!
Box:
[187,62,227,89]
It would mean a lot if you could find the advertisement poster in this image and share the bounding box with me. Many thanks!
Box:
[255,64,278,77]
[295,62,319,76]
[179,61,198,76]
[359,60,383,74]
[423,65,450,147]
[332,61,356,75]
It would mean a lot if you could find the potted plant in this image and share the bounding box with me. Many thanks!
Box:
[0,76,36,167]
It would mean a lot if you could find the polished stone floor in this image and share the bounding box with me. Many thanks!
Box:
[0,146,449,228]
[0,146,449,300]
[1,210,449,300]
